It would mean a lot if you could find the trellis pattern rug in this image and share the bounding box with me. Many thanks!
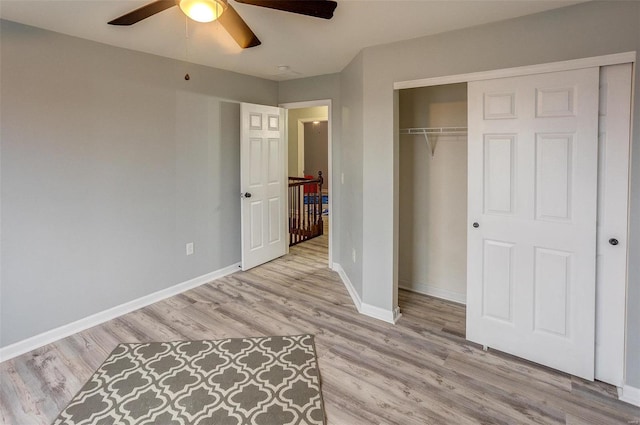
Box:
[52,335,325,425]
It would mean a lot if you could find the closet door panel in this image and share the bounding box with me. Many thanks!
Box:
[594,63,632,386]
[534,133,573,221]
[483,134,516,215]
[482,239,515,323]
[467,67,599,381]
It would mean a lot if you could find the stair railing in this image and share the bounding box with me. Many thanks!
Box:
[288,171,324,246]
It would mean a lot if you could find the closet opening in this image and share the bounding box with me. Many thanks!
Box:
[398,83,468,334]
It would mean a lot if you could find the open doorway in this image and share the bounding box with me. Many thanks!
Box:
[280,101,332,266]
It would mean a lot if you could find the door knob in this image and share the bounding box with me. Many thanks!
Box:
[609,238,619,246]
[472,222,479,228]
[242,192,252,198]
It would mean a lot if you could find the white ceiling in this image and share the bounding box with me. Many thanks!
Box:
[1,0,583,81]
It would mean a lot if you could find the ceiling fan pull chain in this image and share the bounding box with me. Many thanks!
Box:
[184,16,191,81]
[185,16,190,59]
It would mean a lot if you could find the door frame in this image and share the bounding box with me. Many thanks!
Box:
[279,99,333,267]
[392,51,635,385]
[394,52,636,90]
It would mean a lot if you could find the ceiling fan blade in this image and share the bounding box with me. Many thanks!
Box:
[218,4,262,49]
[108,0,178,26]
[235,0,337,20]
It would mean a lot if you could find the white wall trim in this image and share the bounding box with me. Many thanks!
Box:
[361,303,402,324]
[332,262,362,311]
[399,281,466,305]
[333,263,401,324]
[393,306,402,323]
[0,263,241,363]
[280,100,329,110]
[394,52,637,90]
[618,385,640,407]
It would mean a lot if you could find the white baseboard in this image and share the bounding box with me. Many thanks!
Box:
[361,303,401,324]
[0,263,241,363]
[332,263,362,311]
[619,384,640,407]
[333,263,400,325]
[399,280,466,305]
[392,306,402,323]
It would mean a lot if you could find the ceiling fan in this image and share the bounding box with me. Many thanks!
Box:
[108,0,338,49]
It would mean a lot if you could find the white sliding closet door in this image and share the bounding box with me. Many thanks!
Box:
[595,63,632,386]
[466,68,600,380]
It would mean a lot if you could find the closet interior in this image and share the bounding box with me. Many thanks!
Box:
[398,83,468,304]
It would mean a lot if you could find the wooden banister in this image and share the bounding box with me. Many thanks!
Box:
[288,171,324,246]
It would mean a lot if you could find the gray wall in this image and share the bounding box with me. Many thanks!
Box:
[347,1,640,386]
[0,20,278,347]
[286,106,328,177]
[337,53,364,297]
[304,121,328,184]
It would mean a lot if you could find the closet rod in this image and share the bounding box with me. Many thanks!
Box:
[399,126,468,135]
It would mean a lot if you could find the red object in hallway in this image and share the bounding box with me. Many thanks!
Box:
[304,175,318,194]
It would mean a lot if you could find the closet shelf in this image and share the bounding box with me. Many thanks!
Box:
[400,126,467,135]
[399,126,467,157]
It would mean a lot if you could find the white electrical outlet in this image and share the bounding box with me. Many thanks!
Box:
[186,242,194,256]
[352,248,356,263]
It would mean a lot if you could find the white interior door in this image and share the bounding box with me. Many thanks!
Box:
[467,68,600,380]
[240,103,287,271]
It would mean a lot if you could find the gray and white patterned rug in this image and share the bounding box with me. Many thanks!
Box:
[53,334,325,425]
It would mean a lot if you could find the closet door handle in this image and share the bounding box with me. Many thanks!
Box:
[472,222,479,228]
[609,238,619,246]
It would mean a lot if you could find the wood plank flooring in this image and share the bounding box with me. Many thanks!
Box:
[1,232,638,424]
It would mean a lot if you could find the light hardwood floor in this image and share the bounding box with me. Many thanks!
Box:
[1,232,638,424]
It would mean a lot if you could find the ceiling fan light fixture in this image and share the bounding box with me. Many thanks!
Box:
[179,0,226,23]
